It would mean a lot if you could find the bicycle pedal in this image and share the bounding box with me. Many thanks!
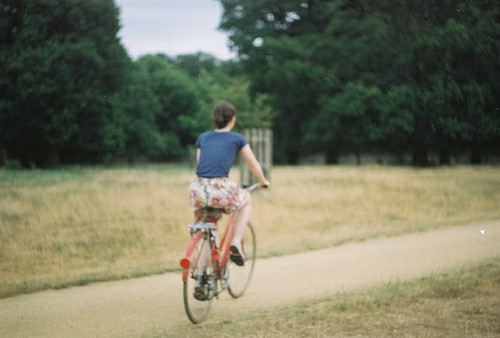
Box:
[194,286,208,301]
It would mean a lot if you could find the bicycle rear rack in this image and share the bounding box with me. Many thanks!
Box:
[188,222,217,235]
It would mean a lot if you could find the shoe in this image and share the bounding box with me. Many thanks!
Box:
[230,244,245,266]
[193,272,208,301]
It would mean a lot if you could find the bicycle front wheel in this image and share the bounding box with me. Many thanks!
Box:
[228,222,256,298]
[183,234,214,324]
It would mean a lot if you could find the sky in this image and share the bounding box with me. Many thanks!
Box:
[115,0,236,60]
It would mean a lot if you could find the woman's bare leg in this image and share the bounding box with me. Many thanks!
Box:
[230,190,251,265]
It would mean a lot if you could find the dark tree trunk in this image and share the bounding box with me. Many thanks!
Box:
[439,149,451,165]
[0,146,6,167]
[355,152,362,165]
[470,144,482,164]
[44,145,60,168]
[286,148,300,165]
[412,114,429,166]
[412,144,428,166]
[325,143,339,164]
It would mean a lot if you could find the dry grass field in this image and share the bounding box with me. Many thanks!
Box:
[1,164,499,298]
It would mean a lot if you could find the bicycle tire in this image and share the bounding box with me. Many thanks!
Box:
[183,233,214,324]
[228,222,256,298]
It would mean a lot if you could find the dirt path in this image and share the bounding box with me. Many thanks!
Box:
[1,220,499,337]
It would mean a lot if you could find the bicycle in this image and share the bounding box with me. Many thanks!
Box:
[180,182,263,324]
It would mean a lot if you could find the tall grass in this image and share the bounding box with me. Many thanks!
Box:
[1,165,499,297]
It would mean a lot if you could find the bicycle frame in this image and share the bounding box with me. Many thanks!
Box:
[180,212,236,283]
[181,182,262,323]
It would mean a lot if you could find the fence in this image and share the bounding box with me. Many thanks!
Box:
[239,128,273,186]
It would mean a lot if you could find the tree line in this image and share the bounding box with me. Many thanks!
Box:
[0,0,272,168]
[219,0,499,165]
[1,0,498,168]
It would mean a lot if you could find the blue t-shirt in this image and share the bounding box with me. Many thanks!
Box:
[196,131,248,178]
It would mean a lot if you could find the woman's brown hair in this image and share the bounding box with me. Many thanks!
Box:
[212,101,236,129]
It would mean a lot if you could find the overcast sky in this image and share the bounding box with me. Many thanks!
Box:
[115,0,236,60]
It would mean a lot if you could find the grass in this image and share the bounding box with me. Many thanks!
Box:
[164,258,500,337]
[1,164,499,297]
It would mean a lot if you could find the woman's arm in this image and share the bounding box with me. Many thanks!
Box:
[240,144,270,187]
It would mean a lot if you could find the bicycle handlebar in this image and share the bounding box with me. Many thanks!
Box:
[244,182,268,192]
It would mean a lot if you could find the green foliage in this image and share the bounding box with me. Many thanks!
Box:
[306,82,382,163]
[378,85,417,151]
[1,0,497,167]
[197,71,276,131]
[172,51,220,77]
[134,55,201,160]
[220,0,499,165]
[0,0,130,167]
[116,65,165,162]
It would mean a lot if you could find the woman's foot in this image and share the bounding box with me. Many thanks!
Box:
[229,244,244,266]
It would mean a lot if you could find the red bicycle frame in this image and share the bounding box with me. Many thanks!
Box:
[180,213,236,282]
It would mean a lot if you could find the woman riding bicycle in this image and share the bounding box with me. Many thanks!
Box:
[189,101,270,266]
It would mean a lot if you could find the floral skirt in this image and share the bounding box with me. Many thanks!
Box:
[189,177,241,218]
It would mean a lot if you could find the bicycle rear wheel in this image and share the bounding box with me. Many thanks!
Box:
[228,222,256,298]
[183,234,214,324]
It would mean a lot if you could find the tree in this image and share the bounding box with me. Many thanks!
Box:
[219,0,390,163]
[113,64,166,162]
[173,52,220,78]
[220,0,332,164]
[169,52,277,154]
[197,70,276,130]
[307,82,382,164]
[135,55,202,160]
[379,0,500,165]
[0,0,130,167]
[219,0,499,165]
